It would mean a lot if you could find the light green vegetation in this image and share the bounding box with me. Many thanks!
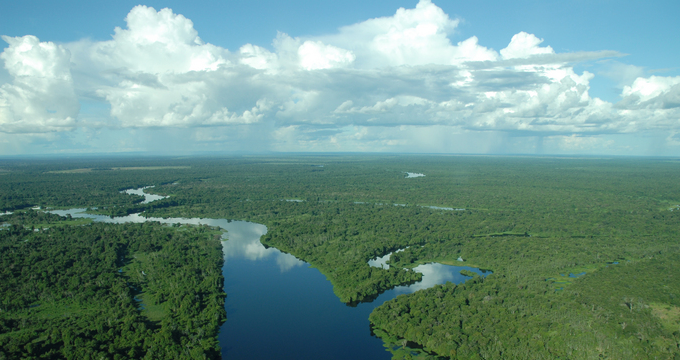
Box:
[650,303,680,333]
[471,231,530,238]
[459,270,479,278]
[46,166,191,174]
[122,252,166,323]
[110,166,190,171]
[45,168,94,174]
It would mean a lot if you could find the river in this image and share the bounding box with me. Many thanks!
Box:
[50,187,487,359]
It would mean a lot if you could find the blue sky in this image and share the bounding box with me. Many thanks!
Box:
[1,0,679,156]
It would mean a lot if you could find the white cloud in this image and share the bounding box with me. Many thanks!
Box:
[239,44,278,71]
[1,0,679,155]
[239,33,357,72]
[90,5,228,74]
[500,32,554,59]
[298,41,355,70]
[336,95,432,114]
[70,5,238,128]
[316,0,496,67]
[621,75,680,105]
[0,35,79,133]
[96,77,270,127]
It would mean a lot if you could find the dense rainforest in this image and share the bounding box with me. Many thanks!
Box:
[0,210,226,359]
[1,155,680,359]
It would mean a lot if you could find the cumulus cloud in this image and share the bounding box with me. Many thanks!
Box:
[0,35,79,133]
[298,41,355,70]
[90,6,228,74]
[500,32,554,59]
[242,32,358,72]
[1,0,680,154]
[315,0,496,67]
[239,44,278,71]
[335,95,432,114]
[70,5,242,128]
[621,75,680,107]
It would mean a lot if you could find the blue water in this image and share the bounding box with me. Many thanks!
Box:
[219,223,485,359]
[49,188,487,360]
[220,252,387,359]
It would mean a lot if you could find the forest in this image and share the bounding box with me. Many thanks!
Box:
[1,155,680,359]
[0,210,226,359]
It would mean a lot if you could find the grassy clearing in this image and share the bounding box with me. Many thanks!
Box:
[546,261,629,289]
[124,252,168,322]
[650,302,680,333]
[46,166,190,174]
[46,168,93,174]
[136,292,166,322]
[472,231,530,238]
[110,166,190,171]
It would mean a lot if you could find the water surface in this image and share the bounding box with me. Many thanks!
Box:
[122,186,168,204]
[49,189,486,359]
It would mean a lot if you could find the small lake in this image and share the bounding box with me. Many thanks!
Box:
[122,186,168,204]
[50,188,488,359]
[405,172,425,178]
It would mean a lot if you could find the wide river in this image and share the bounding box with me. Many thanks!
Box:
[50,189,487,359]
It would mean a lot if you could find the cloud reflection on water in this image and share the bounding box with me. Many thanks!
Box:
[401,263,457,292]
[123,187,168,204]
[220,222,304,272]
[48,206,303,273]
[390,263,486,295]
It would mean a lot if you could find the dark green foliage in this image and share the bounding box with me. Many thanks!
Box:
[0,211,225,359]
[260,204,431,303]
[0,158,187,212]
[370,257,680,359]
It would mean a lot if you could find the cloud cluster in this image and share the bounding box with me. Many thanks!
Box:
[1,0,679,154]
[0,35,79,133]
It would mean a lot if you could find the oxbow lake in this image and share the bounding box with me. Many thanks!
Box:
[50,187,488,359]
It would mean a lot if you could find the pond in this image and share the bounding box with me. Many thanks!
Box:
[368,248,407,269]
[50,188,488,359]
[122,186,168,204]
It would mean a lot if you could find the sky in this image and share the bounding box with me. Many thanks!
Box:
[0,0,679,156]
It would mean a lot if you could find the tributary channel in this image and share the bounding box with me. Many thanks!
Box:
[50,188,487,359]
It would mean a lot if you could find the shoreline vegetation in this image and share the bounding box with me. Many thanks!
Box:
[2,155,680,358]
